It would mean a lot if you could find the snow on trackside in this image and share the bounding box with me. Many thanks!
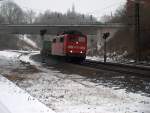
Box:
[0,51,20,58]
[86,56,104,62]
[86,51,129,63]
[0,50,40,67]
[22,68,150,113]
[0,50,150,113]
[0,75,55,113]
[86,56,120,62]
[19,51,40,65]
[0,51,21,68]
[86,55,133,63]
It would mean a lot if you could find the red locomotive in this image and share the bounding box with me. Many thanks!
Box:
[41,30,87,61]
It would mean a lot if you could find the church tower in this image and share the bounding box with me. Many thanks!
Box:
[72,3,75,13]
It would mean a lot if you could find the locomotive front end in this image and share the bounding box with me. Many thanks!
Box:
[66,34,87,60]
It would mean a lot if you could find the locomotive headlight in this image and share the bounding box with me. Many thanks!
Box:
[70,50,73,53]
[80,51,83,53]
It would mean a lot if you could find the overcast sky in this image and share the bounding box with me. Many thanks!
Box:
[11,0,126,20]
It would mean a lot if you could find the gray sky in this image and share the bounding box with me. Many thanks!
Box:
[11,0,126,20]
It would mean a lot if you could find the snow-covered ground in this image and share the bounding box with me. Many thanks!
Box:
[0,75,55,113]
[86,55,130,63]
[86,56,104,62]
[86,55,150,66]
[19,67,150,113]
[86,51,130,63]
[0,50,150,113]
[0,50,55,113]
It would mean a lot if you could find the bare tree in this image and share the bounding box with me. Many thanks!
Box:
[24,9,36,24]
[0,1,26,50]
[35,9,98,25]
[0,1,25,24]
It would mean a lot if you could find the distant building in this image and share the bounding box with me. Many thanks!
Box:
[126,0,150,24]
[127,0,150,11]
[72,3,75,13]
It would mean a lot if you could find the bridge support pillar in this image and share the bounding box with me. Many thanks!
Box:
[40,29,47,62]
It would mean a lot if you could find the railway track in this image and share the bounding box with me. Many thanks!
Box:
[32,54,150,77]
[73,59,150,77]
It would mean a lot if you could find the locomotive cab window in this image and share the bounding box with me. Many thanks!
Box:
[79,37,85,42]
[69,37,85,42]
[69,37,78,42]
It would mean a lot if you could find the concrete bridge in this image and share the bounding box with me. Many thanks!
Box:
[0,24,125,35]
[0,23,126,49]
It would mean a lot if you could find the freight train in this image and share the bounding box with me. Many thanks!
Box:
[41,30,87,61]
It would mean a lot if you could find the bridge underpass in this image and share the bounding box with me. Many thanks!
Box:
[0,24,126,51]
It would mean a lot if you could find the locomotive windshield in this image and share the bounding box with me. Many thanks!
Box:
[69,37,85,42]
[78,37,86,42]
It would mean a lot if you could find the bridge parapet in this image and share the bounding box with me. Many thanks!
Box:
[0,23,126,35]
